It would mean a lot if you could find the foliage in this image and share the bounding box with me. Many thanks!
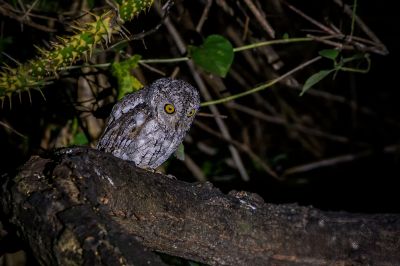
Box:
[189,35,234,77]
[111,55,143,99]
[301,49,371,96]
[70,118,89,146]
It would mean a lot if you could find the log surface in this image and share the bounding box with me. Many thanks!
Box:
[1,147,399,265]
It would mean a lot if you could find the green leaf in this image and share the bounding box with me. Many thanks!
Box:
[319,49,339,60]
[342,52,367,64]
[69,118,89,146]
[300,69,334,96]
[189,35,234,77]
[109,41,129,53]
[282,33,290,39]
[174,143,185,161]
[87,0,96,9]
[111,55,143,99]
[0,36,13,53]
[71,132,88,145]
[201,161,213,176]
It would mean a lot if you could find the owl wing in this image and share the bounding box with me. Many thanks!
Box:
[97,103,150,153]
[97,90,148,151]
[107,89,147,124]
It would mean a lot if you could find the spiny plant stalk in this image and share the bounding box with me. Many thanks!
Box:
[0,0,154,105]
[115,0,154,22]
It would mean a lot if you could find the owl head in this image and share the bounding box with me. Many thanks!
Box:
[147,78,200,132]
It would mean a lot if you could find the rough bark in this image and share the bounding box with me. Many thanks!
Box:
[1,147,399,265]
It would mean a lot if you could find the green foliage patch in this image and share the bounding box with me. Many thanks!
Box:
[189,35,234,78]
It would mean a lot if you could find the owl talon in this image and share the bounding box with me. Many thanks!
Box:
[141,167,156,172]
[166,174,177,180]
[143,168,177,180]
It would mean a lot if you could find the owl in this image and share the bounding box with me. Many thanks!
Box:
[97,78,200,169]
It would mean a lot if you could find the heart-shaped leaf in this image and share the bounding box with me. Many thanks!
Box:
[189,35,234,77]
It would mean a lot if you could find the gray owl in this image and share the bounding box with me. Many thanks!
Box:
[97,78,200,169]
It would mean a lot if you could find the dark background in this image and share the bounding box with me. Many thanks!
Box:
[1,0,399,215]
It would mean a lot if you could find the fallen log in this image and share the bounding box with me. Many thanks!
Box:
[1,147,399,265]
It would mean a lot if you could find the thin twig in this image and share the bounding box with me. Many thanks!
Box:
[227,26,260,73]
[189,60,250,181]
[283,1,337,35]
[195,121,279,179]
[242,15,250,40]
[138,62,166,76]
[197,112,227,119]
[1,52,21,65]
[0,120,27,138]
[283,145,400,177]
[139,57,190,64]
[106,0,174,51]
[196,0,213,32]
[349,0,357,39]
[243,0,275,38]
[229,103,351,144]
[233,36,315,51]
[286,0,388,55]
[17,0,26,12]
[20,0,39,22]
[332,0,386,49]
[183,154,207,182]
[0,4,56,32]
[308,34,354,50]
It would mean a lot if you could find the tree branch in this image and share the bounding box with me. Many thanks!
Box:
[1,147,399,265]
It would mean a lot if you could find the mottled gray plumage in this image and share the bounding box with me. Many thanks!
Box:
[97,78,200,169]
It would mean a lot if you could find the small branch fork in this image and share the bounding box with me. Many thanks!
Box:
[283,0,388,55]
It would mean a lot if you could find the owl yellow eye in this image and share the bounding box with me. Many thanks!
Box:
[187,109,196,117]
[164,104,175,114]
